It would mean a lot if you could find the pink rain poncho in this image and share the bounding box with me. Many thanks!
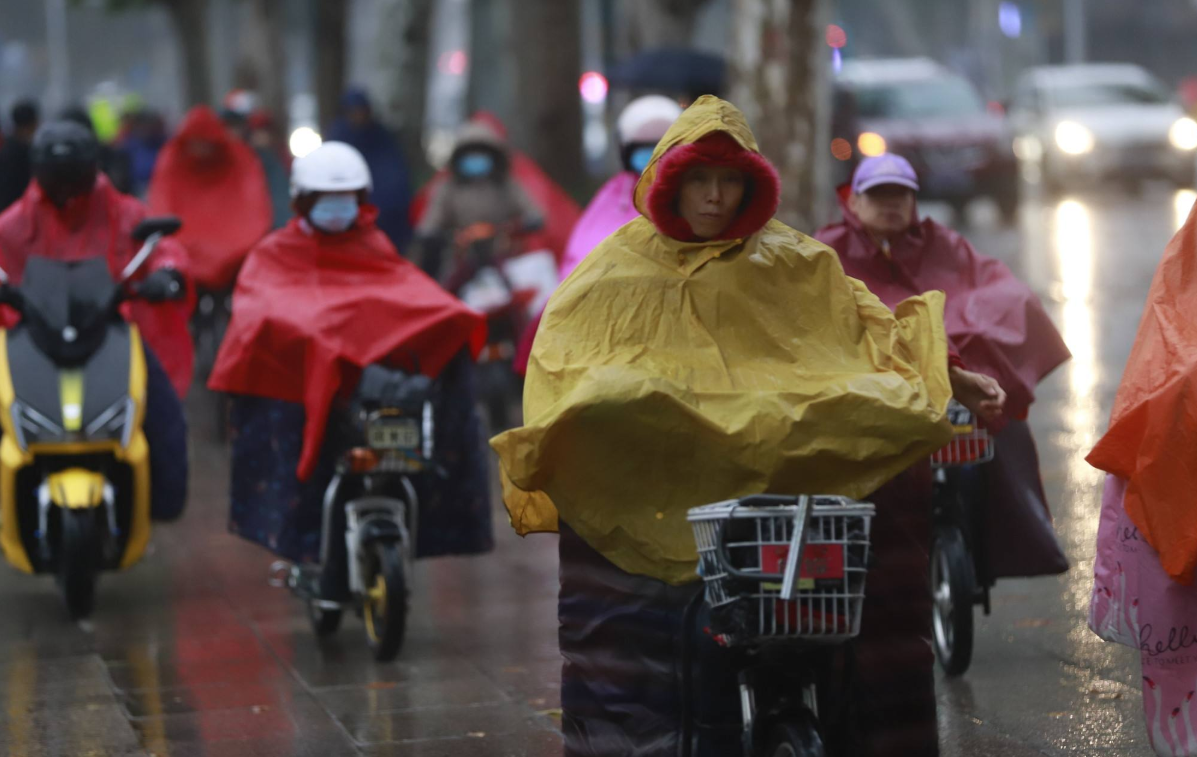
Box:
[558,171,639,281]
[514,171,641,375]
[1091,476,1197,756]
[815,187,1071,579]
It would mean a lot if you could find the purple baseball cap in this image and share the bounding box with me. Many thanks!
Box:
[852,154,920,194]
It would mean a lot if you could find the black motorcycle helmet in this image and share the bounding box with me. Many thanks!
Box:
[32,120,100,207]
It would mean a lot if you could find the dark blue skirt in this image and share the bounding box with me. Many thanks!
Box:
[226,351,493,563]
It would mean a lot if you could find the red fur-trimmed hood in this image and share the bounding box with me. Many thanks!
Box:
[634,96,780,242]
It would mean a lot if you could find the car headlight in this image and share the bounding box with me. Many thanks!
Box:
[1170,118,1197,151]
[1055,121,1094,155]
[857,132,887,157]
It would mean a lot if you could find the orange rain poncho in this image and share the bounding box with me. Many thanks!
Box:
[1088,203,1197,584]
[491,97,953,584]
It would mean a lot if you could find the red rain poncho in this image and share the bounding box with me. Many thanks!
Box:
[148,106,273,290]
[0,175,194,397]
[815,187,1070,425]
[411,113,580,263]
[1088,203,1197,584]
[207,206,487,480]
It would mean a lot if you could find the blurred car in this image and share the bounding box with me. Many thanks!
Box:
[832,57,1019,223]
[1008,64,1197,193]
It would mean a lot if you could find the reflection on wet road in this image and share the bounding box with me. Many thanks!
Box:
[936,187,1192,756]
[0,188,1190,755]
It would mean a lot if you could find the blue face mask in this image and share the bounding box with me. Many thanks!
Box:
[456,151,495,179]
[629,145,655,174]
[309,193,359,233]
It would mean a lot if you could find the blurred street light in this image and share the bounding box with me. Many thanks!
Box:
[289,127,323,158]
[438,50,469,77]
[999,2,1022,39]
[825,24,847,49]
[579,71,609,105]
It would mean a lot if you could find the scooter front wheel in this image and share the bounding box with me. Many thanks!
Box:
[59,508,101,620]
[362,542,408,662]
[763,718,826,757]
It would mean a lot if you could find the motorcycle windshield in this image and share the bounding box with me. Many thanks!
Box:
[20,257,118,364]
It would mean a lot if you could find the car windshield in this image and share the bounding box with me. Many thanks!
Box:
[852,77,985,119]
[1047,82,1170,108]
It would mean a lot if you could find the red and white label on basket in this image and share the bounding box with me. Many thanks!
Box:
[760,544,845,589]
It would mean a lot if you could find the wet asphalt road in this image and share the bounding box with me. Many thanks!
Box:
[0,185,1191,756]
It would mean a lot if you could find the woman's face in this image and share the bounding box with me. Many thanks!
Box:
[677,165,746,239]
[848,184,916,238]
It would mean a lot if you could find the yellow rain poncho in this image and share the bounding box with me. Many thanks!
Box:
[491,96,953,584]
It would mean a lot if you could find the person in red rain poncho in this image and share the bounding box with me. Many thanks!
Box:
[208,141,492,593]
[148,105,273,292]
[0,120,194,397]
[0,121,190,520]
[815,154,1071,581]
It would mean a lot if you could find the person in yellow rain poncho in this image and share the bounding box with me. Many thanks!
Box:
[491,96,1005,757]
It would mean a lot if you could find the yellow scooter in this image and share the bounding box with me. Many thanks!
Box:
[0,217,180,618]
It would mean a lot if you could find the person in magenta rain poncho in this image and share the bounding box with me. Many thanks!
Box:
[511,96,683,376]
[815,155,1071,583]
[558,95,683,281]
[1087,199,1197,757]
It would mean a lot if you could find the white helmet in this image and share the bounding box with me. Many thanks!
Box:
[290,140,372,198]
[616,95,683,146]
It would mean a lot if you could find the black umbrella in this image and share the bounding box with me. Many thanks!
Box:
[606,48,727,98]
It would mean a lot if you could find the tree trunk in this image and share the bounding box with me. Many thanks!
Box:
[314,0,349,132]
[729,0,830,232]
[376,0,435,175]
[163,0,213,107]
[618,0,711,54]
[467,0,515,122]
[512,0,584,194]
[234,0,287,122]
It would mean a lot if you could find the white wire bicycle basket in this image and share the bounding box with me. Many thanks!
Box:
[930,400,994,468]
[687,494,875,647]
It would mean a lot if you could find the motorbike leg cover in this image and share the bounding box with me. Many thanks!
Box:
[411,352,494,558]
[851,465,940,757]
[558,464,939,757]
[558,522,741,757]
[143,347,188,521]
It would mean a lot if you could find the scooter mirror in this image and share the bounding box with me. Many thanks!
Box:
[132,216,181,242]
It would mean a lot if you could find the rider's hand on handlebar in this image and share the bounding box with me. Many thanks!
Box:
[135,268,185,303]
[949,367,1006,426]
